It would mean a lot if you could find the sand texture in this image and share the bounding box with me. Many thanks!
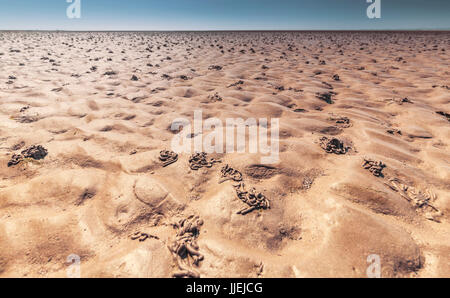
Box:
[0,31,449,277]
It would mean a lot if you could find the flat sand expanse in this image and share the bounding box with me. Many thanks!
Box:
[0,31,449,277]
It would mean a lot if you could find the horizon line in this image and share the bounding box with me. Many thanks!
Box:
[1,29,449,32]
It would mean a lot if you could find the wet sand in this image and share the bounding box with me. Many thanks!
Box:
[0,31,449,277]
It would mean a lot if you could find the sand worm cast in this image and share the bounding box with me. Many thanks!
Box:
[7,145,48,167]
[7,154,23,167]
[218,165,269,215]
[328,114,352,128]
[168,215,204,278]
[316,91,335,104]
[208,92,222,102]
[362,158,386,177]
[387,178,442,222]
[130,231,159,242]
[219,164,243,183]
[188,152,221,170]
[319,137,350,155]
[159,150,178,167]
[233,182,270,215]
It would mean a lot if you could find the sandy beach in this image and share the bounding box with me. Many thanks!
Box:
[0,31,448,277]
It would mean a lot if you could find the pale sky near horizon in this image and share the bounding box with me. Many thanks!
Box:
[0,0,448,31]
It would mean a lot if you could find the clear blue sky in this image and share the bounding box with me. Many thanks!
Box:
[0,0,448,30]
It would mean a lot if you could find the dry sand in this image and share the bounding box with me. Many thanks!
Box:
[0,31,449,277]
